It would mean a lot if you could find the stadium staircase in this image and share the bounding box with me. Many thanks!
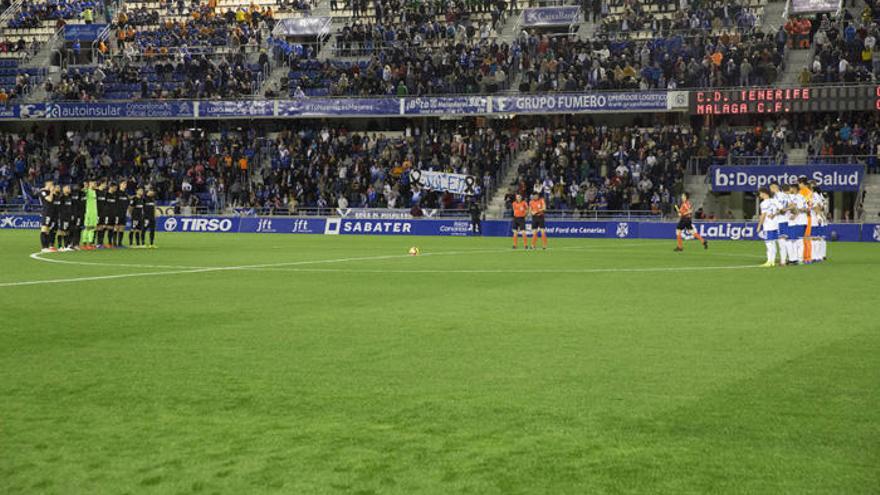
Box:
[762,0,787,31]
[683,174,713,216]
[861,175,880,221]
[684,172,751,219]
[779,46,814,86]
[486,147,531,218]
[19,30,65,102]
[259,59,290,96]
[777,0,870,86]
[785,147,808,165]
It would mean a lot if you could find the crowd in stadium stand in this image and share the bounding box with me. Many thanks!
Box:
[0,37,33,56]
[292,41,513,97]
[46,51,263,100]
[808,119,880,165]
[116,5,274,52]
[0,72,33,101]
[7,0,99,29]
[26,1,281,100]
[333,0,507,54]
[4,116,873,212]
[0,123,516,212]
[19,0,792,100]
[115,6,160,27]
[794,12,880,84]
[509,124,694,214]
[702,121,788,164]
[596,0,759,38]
[517,29,785,91]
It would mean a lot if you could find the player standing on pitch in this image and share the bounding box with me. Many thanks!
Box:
[143,188,157,248]
[104,182,118,247]
[468,200,482,235]
[529,192,547,250]
[770,183,789,266]
[115,180,130,248]
[511,193,528,249]
[69,184,84,251]
[38,180,56,252]
[673,192,707,251]
[81,181,98,250]
[50,185,62,250]
[95,180,108,248]
[130,187,145,247]
[56,185,73,251]
[756,187,779,267]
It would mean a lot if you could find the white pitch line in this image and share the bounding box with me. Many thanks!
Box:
[23,245,631,272]
[235,264,762,274]
[0,267,226,288]
[23,242,673,272]
[5,244,761,288]
[27,252,209,270]
[7,248,515,288]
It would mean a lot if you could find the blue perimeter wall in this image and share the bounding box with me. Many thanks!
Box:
[3,214,879,242]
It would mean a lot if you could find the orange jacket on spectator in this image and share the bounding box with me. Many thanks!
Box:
[798,18,811,35]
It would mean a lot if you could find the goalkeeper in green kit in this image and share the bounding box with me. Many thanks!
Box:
[80,181,98,250]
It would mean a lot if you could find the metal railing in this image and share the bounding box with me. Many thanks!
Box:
[21,74,880,101]
[331,35,506,57]
[806,155,878,168]
[0,0,23,28]
[597,15,765,40]
[139,205,480,218]
[687,155,787,174]
[1,203,869,223]
[500,209,663,221]
[689,154,880,172]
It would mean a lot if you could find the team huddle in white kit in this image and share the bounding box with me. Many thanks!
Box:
[756,178,828,267]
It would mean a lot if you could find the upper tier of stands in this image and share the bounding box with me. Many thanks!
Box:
[0,0,837,101]
[598,0,767,40]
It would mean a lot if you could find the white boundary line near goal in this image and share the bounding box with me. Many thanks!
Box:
[0,245,759,288]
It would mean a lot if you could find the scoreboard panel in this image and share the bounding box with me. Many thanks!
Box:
[689,86,880,115]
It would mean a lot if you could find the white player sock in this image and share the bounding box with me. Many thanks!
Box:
[796,239,804,263]
[777,238,788,264]
[765,241,776,264]
[788,239,798,263]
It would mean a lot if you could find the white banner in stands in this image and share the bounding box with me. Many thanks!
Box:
[409,170,478,196]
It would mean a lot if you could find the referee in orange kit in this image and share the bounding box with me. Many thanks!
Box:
[529,193,547,250]
[511,193,528,249]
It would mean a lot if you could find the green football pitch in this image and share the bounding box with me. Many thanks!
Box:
[1,230,878,494]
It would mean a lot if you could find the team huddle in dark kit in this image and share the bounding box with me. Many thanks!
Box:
[38,179,157,253]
